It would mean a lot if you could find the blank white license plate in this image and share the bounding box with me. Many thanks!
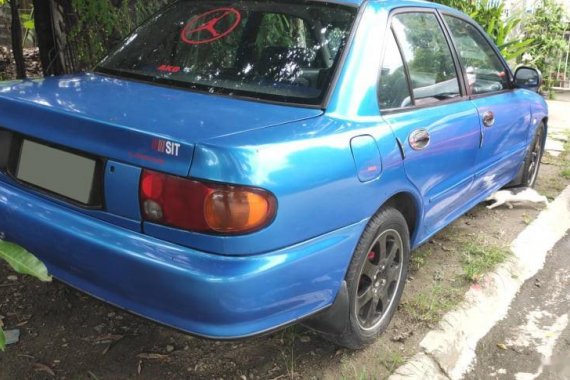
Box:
[17,140,97,204]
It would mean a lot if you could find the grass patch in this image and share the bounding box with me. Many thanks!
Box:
[340,366,370,380]
[410,246,432,271]
[460,241,509,283]
[340,347,406,380]
[560,134,570,178]
[561,135,570,177]
[379,350,406,374]
[402,284,462,323]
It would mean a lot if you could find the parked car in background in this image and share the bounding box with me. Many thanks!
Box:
[0,0,546,348]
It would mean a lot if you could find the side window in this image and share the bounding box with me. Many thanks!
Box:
[392,12,461,106]
[379,31,412,109]
[444,15,509,95]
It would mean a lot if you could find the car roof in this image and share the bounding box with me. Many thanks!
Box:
[327,0,462,15]
[375,0,461,12]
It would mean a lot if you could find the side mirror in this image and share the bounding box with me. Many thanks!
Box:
[514,66,542,93]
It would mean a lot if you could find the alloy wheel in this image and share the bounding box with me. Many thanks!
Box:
[355,229,404,331]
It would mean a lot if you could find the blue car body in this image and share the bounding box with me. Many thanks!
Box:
[0,0,547,339]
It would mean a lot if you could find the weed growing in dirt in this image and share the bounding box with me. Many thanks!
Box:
[340,366,370,380]
[410,246,432,271]
[560,135,570,179]
[522,213,532,225]
[379,350,406,374]
[460,241,509,283]
[281,344,296,378]
[402,284,462,323]
[278,325,302,378]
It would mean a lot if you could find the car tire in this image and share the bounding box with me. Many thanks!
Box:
[326,207,410,349]
[520,123,546,188]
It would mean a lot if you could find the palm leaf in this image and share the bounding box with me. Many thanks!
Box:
[0,241,52,282]
[0,327,5,351]
[500,39,536,61]
[498,38,534,50]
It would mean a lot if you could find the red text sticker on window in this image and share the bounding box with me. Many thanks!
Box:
[157,65,181,73]
[181,8,241,45]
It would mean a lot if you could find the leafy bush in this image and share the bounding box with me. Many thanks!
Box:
[520,0,569,96]
[433,0,534,62]
[70,0,169,69]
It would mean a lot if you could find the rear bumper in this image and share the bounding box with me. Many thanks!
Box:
[0,179,365,338]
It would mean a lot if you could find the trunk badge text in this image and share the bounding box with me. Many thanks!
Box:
[152,138,181,157]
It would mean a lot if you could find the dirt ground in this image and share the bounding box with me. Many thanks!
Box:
[1,146,568,380]
[0,47,42,80]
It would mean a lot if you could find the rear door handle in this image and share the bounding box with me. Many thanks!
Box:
[482,111,495,127]
[409,129,430,151]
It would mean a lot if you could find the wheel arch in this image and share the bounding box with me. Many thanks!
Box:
[383,191,422,247]
[302,190,423,337]
[541,117,549,148]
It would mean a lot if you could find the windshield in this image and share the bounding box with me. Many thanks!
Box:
[97,1,357,106]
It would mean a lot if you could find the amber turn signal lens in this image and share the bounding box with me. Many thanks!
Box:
[204,187,276,234]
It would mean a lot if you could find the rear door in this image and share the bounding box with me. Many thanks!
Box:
[442,14,532,196]
[379,10,481,236]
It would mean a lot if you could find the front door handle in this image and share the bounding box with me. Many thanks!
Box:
[409,129,430,151]
[482,111,495,128]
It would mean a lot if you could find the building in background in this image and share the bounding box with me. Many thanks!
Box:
[503,0,570,16]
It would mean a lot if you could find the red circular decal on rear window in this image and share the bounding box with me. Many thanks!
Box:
[181,8,241,45]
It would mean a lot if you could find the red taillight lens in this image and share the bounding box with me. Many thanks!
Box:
[140,170,276,234]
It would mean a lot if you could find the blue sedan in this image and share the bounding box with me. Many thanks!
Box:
[0,0,546,348]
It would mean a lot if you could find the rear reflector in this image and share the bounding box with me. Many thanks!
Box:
[140,170,276,234]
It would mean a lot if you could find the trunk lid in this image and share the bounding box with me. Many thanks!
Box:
[0,74,323,176]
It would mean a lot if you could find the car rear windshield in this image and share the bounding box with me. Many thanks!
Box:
[96,1,357,106]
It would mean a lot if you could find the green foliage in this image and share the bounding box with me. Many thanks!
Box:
[400,13,457,82]
[460,241,509,283]
[20,10,34,30]
[410,245,432,271]
[0,241,51,282]
[20,8,35,47]
[435,0,570,95]
[379,350,406,373]
[0,328,5,352]
[521,0,569,96]
[0,240,52,351]
[432,0,535,62]
[70,0,168,69]
[403,284,462,323]
[257,13,295,48]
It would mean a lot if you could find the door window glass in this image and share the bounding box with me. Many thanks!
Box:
[444,15,509,95]
[379,31,412,109]
[392,12,461,106]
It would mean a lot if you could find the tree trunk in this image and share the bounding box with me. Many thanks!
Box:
[9,0,26,79]
[33,0,63,75]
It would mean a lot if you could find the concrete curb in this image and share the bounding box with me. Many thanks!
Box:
[390,185,570,380]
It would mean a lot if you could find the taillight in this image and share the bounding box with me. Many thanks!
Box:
[140,170,276,234]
